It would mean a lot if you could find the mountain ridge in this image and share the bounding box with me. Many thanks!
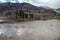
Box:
[0,2,58,18]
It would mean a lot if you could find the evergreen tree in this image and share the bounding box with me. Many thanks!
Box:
[16,10,25,21]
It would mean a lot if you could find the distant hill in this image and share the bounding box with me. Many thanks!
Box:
[0,2,58,20]
[56,8,60,11]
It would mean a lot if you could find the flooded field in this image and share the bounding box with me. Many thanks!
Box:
[0,19,60,40]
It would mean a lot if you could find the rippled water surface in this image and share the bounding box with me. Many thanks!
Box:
[0,19,60,40]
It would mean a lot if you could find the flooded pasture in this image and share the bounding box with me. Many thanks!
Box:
[0,19,60,40]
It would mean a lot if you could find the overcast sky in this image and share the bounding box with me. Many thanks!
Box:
[0,0,60,8]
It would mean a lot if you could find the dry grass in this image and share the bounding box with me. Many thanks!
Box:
[0,36,16,40]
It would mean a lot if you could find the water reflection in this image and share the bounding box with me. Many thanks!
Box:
[0,19,60,40]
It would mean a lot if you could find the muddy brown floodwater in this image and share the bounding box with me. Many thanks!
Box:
[0,19,60,40]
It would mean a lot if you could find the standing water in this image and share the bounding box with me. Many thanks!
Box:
[0,19,60,40]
